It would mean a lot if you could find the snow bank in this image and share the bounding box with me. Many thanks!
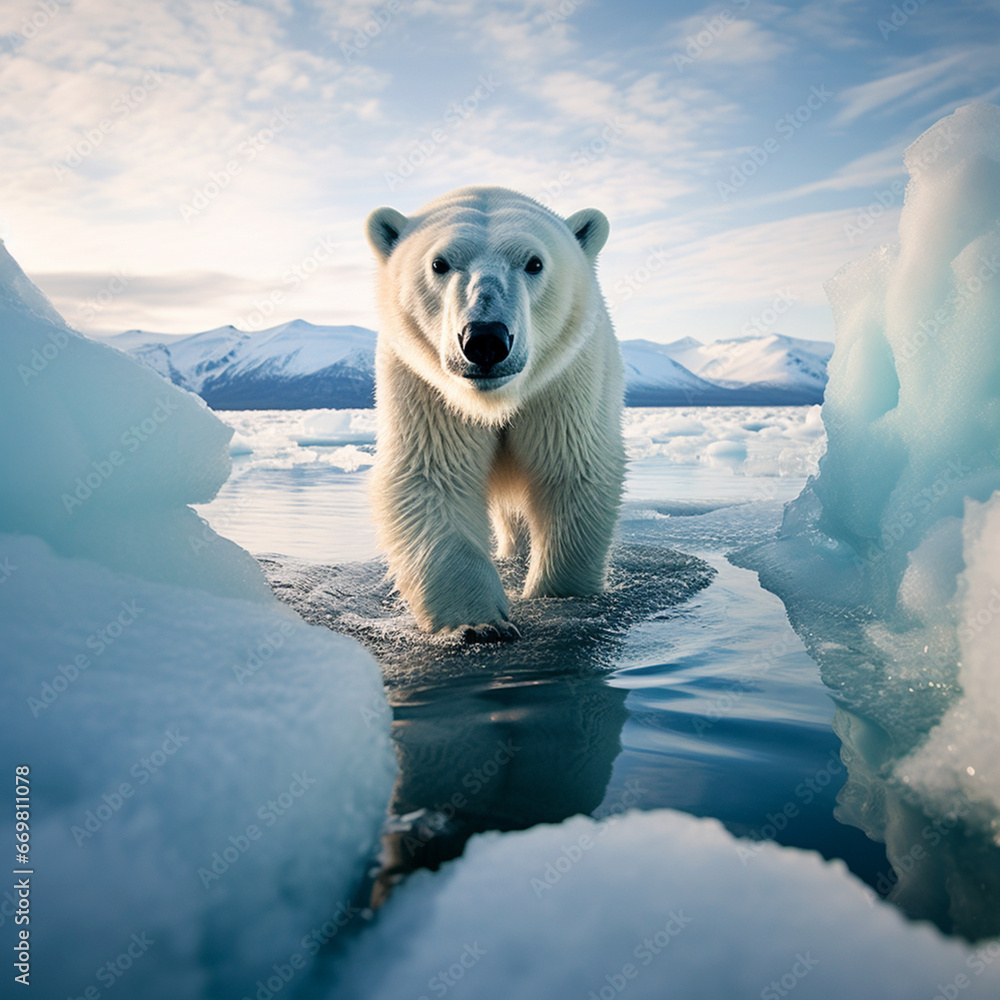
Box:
[329,808,1000,1000]
[1,534,395,999]
[735,106,1000,838]
[0,244,396,996]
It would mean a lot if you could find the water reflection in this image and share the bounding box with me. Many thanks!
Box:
[259,542,715,906]
[833,706,1000,941]
[373,672,629,906]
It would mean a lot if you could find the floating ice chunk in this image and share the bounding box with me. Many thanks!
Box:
[329,809,1000,1000]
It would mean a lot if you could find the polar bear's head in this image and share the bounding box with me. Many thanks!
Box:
[365,186,609,420]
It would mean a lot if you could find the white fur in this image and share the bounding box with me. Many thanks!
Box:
[365,186,625,637]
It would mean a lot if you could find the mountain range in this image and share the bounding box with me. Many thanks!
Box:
[95,320,832,409]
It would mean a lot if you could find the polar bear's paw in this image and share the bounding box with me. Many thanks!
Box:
[461,620,522,644]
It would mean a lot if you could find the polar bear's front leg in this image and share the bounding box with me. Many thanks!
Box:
[371,393,518,640]
[521,464,623,599]
[515,407,626,600]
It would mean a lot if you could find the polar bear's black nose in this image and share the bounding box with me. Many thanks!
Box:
[461,322,512,372]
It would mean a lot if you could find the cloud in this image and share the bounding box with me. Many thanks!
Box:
[832,54,965,126]
[667,8,791,70]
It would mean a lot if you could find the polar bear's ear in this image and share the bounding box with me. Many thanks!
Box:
[565,208,610,262]
[366,207,409,262]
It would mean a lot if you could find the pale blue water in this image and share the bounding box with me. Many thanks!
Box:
[197,433,890,905]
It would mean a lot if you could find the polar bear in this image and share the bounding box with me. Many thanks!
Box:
[365,186,625,642]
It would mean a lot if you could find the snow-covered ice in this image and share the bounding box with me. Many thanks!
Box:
[1,533,394,999]
[624,404,826,477]
[0,242,395,997]
[328,808,1000,1000]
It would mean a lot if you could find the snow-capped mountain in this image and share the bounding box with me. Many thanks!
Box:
[654,334,833,403]
[99,322,832,409]
[101,320,377,409]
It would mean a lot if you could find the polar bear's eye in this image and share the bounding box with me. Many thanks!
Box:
[431,257,451,274]
[525,256,543,275]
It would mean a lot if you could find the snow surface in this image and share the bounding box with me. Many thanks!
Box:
[736,105,1000,841]
[0,533,395,1000]
[329,808,1000,1000]
[0,243,396,997]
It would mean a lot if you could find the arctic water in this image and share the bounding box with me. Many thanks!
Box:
[199,405,903,917]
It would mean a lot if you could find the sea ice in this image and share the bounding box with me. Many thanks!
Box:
[0,243,396,997]
[735,104,1000,931]
[328,808,1000,1000]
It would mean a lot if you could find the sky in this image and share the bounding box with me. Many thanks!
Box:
[2,0,999,345]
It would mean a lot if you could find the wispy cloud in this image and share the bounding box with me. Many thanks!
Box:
[832,54,965,126]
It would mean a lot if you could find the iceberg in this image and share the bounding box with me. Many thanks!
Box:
[0,243,396,997]
[734,104,1000,935]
